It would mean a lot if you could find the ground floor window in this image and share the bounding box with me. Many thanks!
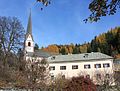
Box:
[96,74,101,80]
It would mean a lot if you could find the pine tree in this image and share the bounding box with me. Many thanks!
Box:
[60,47,66,55]
[34,43,39,50]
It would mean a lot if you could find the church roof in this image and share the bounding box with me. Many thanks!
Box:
[48,52,113,63]
[25,10,33,40]
[26,50,52,58]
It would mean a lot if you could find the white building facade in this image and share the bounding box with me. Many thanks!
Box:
[48,53,114,84]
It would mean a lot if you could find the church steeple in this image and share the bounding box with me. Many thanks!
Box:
[27,10,32,35]
[24,10,34,53]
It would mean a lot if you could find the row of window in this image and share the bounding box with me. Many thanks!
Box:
[84,63,110,69]
[50,74,110,80]
[50,63,110,70]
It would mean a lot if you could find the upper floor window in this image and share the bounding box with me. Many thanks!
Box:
[103,63,110,68]
[28,42,31,46]
[94,64,101,68]
[60,66,66,70]
[49,66,55,71]
[84,64,91,69]
[72,65,78,69]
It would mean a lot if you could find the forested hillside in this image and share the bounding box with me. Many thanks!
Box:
[41,27,120,58]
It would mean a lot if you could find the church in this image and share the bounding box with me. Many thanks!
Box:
[24,12,114,84]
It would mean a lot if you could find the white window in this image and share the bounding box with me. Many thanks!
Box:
[60,66,66,70]
[103,63,110,68]
[95,64,101,68]
[84,64,91,69]
[72,65,78,69]
[49,66,55,70]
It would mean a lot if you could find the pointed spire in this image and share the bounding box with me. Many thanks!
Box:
[27,9,32,35]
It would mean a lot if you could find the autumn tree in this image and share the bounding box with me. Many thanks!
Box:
[63,76,96,91]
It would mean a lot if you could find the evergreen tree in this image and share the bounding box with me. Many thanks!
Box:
[116,29,120,53]
[72,47,80,54]
[60,47,66,55]
[34,43,39,50]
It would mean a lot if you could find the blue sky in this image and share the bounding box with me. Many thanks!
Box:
[0,0,120,48]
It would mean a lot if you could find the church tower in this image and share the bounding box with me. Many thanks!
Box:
[24,11,34,53]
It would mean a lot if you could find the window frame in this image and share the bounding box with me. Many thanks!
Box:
[84,64,91,69]
[103,63,110,68]
[94,64,101,68]
[49,66,55,71]
[60,66,66,70]
[96,74,101,80]
[51,75,54,80]
[28,42,31,46]
[72,65,78,69]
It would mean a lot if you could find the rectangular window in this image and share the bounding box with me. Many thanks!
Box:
[96,74,101,80]
[51,75,54,80]
[49,66,55,70]
[84,64,91,69]
[60,66,66,70]
[62,75,65,79]
[103,63,110,68]
[72,65,78,69]
[106,74,110,78]
[94,64,101,68]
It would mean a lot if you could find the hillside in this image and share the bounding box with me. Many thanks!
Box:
[41,27,120,58]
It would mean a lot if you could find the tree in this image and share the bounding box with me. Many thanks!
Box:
[84,0,120,22]
[25,57,49,90]
[94,70,120,91]
[72,47,80,54]
[63,76,96,91]
[91,37,98,52]
[60,47,66,55]
[36,0,120,22]
[34,43,39,50]
[0,16,25,66]
[116,28,120,53]
[49,74,69,91]
[37,0,51,6]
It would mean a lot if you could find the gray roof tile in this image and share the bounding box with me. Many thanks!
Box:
[26,50,52,58]
[48,52,113,63]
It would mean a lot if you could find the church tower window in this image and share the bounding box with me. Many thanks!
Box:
[28,42,31,46]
